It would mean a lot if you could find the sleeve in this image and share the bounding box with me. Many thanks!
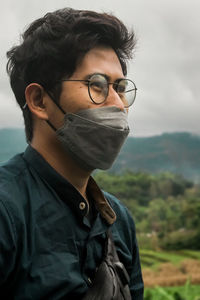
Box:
[118,207,144,299]
[0,199,17,288]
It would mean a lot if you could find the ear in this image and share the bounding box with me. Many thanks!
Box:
[25,83,49,120]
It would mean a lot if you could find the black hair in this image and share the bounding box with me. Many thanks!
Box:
[7,8,136,141]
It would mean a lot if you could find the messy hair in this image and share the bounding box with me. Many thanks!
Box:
[7,8,136,141]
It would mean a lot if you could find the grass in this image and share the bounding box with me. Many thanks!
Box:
[140,250,200,287]
[144,284,200,300]
[178,250,200,260]
[140,249,200,270]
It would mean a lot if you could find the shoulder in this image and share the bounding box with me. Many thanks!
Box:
[0,153,29,220]
[103,190,137,252]
[0,153,27,185]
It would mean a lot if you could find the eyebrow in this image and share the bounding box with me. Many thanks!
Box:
[84,72,126,82]
[84,72,110,81]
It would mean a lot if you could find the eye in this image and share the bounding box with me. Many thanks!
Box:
[115,81,127,94]
[90,80,105,90]
[117,84,126,93]
[89,74,107,92]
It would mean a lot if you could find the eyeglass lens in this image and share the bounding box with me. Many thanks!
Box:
[88,74,136,107]
[89,74,108,104]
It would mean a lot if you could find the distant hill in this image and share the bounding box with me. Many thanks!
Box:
[111,132,200,182]
[0,129,200,182]
[0,128,27,162]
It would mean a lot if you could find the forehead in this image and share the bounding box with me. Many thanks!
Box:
[72,46,124,80]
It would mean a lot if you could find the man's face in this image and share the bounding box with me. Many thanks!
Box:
[58,46,125,114]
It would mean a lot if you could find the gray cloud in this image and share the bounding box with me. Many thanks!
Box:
[1,0,199,136]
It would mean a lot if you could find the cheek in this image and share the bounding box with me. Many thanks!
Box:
[63,91,94,112]
[48,109,64,129]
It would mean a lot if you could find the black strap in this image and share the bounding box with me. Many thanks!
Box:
[82,230,131,300]
[106,230,131,298]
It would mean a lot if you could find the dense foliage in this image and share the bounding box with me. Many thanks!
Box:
[94,171,200,250]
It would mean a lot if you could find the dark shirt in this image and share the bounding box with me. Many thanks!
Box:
[0,146,144,299]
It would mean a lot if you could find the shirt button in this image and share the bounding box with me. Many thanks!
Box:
[79,202,86,210]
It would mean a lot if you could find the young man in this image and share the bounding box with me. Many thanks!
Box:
[0,8,143,299]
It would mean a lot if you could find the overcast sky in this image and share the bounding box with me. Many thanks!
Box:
[1,0,199,137]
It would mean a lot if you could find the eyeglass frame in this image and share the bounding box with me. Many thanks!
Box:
[59,73,137,108]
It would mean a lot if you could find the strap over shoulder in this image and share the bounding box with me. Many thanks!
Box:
[82,229,131,300]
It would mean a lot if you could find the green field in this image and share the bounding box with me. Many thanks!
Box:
[140,249,200,270]
[141,250,200,298]
[144,284,200,300]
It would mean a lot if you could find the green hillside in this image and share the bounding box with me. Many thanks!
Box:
[0,128,27,162]
[112,132,200,182]
[0,129,200,182]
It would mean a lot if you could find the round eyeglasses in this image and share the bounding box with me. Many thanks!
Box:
[61,73,137,108]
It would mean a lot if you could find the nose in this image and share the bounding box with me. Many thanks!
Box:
[104,85,125,111]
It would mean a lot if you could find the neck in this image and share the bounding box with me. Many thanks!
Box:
[31,138,91,200]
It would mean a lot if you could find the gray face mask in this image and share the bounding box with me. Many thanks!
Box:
[56,106,130,171]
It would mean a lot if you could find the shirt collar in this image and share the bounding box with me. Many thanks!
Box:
[23,145,116,225]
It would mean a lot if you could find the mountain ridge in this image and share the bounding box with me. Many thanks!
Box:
[0,128,199,182]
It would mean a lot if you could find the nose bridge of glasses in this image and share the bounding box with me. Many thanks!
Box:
[104,82,125,109]
[107,81,120,96]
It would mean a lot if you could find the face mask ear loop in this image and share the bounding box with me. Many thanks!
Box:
[45,90,66,115]
[44,90,66,132]
[46,120,57,131]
